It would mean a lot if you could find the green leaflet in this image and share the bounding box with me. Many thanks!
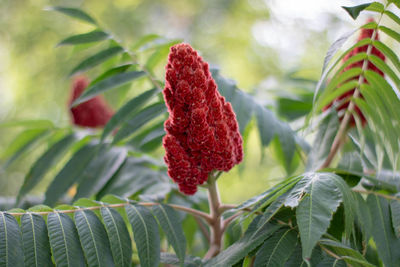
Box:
[74,210,114,267]
[126,205,160,267]
[57,30,110,46]
[21,213,52,267]
[0,212,24,267]
[47,212,85,267]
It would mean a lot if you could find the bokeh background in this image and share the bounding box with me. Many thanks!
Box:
[0,0,369,203]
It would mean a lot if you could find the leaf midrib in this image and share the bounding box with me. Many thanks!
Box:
[56,213,70,267]
[158,206,182,257]
[80,211,101,267]
[104,208,125,264]
[131,205,151,265]
[28,214,39,267]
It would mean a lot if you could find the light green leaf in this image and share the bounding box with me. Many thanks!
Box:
[0,119,54,129]
[74,210,114,267]
[18,133,76,203]
[100,207,132,267]
[21,213,53,267]
[152,204,186,265]
[0,212,24,267]
[47,212,85,267]
[367,195,400,267]
[365,2,385,12]
[379,25,400,44]
[44,142,99,206]
[254,228,298,267]
[112,102,166,144]
[48,6,97,25]
[126,204,160,267]
[69,46,124,76]
[74,146,127,200]
[102,88,158,140]
[57,30,109,46]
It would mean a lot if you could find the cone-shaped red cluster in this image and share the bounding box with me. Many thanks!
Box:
[163,43,243,195]
[324,18,385,126]
[69,76,114,128]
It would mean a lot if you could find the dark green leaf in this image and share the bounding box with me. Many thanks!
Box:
[74,146,127,200]
[57,30,109,46]
[390,198,400,238]
[47,212,85,267]
[44,142,98,206]
[152,204,186,265]
[0,212,24,267]
[48,6,97,25]
[254,228,298,266]
[126,204,160,267]
[18,133,76,203]
[160,253,203,267]
[112,102,166,144]
[102,88,158,140]
[21,213,53,267]
[342,3,372,20]
[367,195,400,267]
[100,207,132,267]
[75,210,114,267]
[90,64,133,86]
[69,46,124,76]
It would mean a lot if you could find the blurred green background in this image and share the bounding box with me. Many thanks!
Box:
[0,0,362,203]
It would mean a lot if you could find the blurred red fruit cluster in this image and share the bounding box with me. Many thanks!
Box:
[69,76,114,128]
[163,44,243,195]
[323,19,385,126]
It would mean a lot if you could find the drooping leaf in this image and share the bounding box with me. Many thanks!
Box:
[48,6,97,25]
[21,213,53,267]
[71,71,145,106]
[74,146,127,200]
[390,198,400,238]
[112,102,166,144]
[101,88,158,140]
[342,3,372,20]
[44,142,99,206]
[47,212,85,267]
[74,210,115,267]
[126,204,160,267]
[367,195,400,267]
[0,212,24,267]
[253,228,298,266]
[100,207,132,267]
[57,30,109,46]
[152,204,186,265]
[69,46,124,76]
[18,133,77,203]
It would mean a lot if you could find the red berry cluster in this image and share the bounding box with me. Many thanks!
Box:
[69,76,114,128]
[163,43,243,195]
[324,19,385,126]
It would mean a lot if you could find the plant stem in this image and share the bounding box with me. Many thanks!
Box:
[319,12,384,169]
[204,172,224,259]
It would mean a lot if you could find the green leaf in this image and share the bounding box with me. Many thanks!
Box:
[47,212,85,267]
[48,6,97,25]
[204,215,281,267]
[112,102,166,144]
[74,146,127,200]
[342,3,372,20]
[365,2,385,12]
[384,10,400,26]
[18,133,76,203]
[100,207,132,267]
[126,204,160,267]
[295,174,343,261]
[69,46,124,76]
[379,25,400,44]
[0,212,24,267]
[0,119,54,129]
[44,142,99,206]
[90,64,133,86]
[373,40,400,75]
[57,30,109,46]
[74,210,115,267]
[367,195,400,267]
[102,88,158,140]
[254,228,298,266]
[21,213,53,267]
[152,204,186,265]
[2,128,50,168]
[160,253,203,267]
[72,71,145,106]
[390,198,400,238]
[306,111,339,171]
